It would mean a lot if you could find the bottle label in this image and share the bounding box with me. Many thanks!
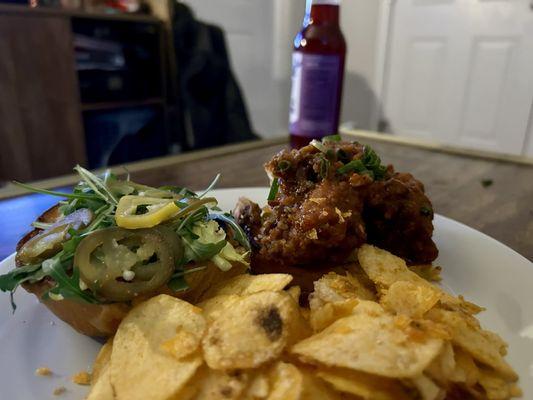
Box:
[289,52,341,138]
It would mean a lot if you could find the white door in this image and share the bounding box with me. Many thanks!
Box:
[382,0,533,155]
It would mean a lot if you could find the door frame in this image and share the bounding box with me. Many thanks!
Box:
[370,0,395,131]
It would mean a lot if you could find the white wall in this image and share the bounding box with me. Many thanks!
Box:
[340,0,381,130]
[184,0,381,138]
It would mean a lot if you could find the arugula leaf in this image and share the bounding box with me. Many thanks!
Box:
[167,265,207,292]
[0,263,42,292]
[159,185,197,198]
[182,236,227,264]
[197,174,221,198]
[267,178,279,201]
[41,257,99,304]
[73,165,118,205]
[175,206,209,234]
[208,213,250,250]
[167,276,189,292]
[12,182,99,201]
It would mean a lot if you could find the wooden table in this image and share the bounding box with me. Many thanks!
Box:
[1,132,532,262]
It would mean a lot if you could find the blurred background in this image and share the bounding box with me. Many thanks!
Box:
[1,0,533,184]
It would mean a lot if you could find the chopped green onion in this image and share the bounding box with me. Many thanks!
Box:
[267,178,280,201]
[336,148,350,163]
[277,160,291,172]
[322,134,341,142]
[338,159,366,174]
[310,139,326,153]
[420,206,433,216]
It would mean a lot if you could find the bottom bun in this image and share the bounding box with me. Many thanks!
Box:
[22,280,130,338]
[21,261,249,338]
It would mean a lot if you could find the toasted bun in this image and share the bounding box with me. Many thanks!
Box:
[16,204,248,337]
[20,261,247,338]
[22,280,130,337]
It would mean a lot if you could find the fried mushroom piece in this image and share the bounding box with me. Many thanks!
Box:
[234,141,438,270]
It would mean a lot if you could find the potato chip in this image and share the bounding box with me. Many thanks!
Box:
[92,337,113,383]
[425,342,456,385]
[265,362,303,400]
[426,308,517,381]
[316,367,410,400]
[202,291,309,370]
[409,264,442,282]
[482,329,509,357]
[187,365,250,400]
[410,374,443,400]
[357,245,460,307]
[292,301,443,378]
[381,281,441,319]
[311,272,375,309]
[299,368,342,400]
[380,281,441,318]
[184,261,249,303]
[110,295,205,400]
[86,364,114,400]
[450,348,480,387]
[286,285,301,304]
[478,368,518,400]
[161,330,201,360]
[200,273,292,300]
[344,262,377,295]
[198,294,242,320]
[309,298,358,332]
[243,370,270,399]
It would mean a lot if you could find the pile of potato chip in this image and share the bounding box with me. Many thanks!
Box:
[87,244,521,400]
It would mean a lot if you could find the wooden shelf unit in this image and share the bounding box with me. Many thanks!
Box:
[0,5,168,182]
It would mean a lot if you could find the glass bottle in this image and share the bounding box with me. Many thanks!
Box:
[289,0,346,149]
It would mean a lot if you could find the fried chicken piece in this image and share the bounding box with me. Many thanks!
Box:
[235,140,438,271]
[364,172,438,264]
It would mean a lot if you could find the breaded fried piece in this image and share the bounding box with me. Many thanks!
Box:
[235,141,438,271]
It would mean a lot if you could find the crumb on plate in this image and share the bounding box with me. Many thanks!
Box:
[53,386,66,396]
[72,371,91,385]
[35,367,52,377]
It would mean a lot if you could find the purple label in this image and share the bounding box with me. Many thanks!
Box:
[289,52,341,137]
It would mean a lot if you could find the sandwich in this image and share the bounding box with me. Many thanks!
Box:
[0,166,249,337]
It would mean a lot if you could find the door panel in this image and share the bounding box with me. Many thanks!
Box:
[383,0,533,155]
[458,38,516,147]
[400,39,447,136]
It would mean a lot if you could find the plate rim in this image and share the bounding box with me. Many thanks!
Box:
[1,186,531,267]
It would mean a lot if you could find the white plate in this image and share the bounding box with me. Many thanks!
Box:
[0,187,532,399]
